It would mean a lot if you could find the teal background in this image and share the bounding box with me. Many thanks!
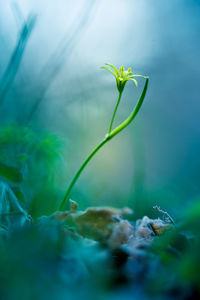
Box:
[0,0,199,218]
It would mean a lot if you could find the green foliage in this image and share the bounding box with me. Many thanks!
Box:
[0,219,109,300]
[0,124,63,215]
[0,161,22,183]
[0,182,29,230]
[0,124,62,171]
[0,124,62,179]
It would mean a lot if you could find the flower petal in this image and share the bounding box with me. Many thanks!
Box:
[129,78,138,87]
[101,66,117,78]
[132,74,148,79]
[105,63,120,77]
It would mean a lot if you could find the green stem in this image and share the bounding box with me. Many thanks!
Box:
[108,91,122,133]
[109,78,149,139]
[59,136,110,211]
[59,77,149,211]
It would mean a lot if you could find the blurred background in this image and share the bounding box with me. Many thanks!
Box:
[0,0,199,219]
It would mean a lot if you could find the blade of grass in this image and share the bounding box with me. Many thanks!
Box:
[0,15,36,105]
[26,0,97,123]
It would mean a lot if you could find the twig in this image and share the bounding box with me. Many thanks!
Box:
[153,205,175,224]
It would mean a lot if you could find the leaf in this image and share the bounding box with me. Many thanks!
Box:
[0,15,36,105]
[0,161,23,183]
[0,182,29,228]
[110,78,149,138]
[74,206,132,241]
[0,182,26,215]
[105,63,120,77]
[131,74,147,79]
[101,66,117,78]
[129,78,138,87]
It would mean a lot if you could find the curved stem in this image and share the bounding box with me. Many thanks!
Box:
[59,136,109,211]
[108,91,122,133]
[59,77,149,211]
[109,78,149,139]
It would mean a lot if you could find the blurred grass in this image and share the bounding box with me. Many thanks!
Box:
[0,14,36,105]
[0,123,64,217]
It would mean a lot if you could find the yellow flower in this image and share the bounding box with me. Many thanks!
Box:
[101,63,147,93]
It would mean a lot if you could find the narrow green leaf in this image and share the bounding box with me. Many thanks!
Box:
[101,66,117,78]
[0,161,23,183]
[132,74,148,79]
[110,78,149,138]
[105,63,119,77]
[130,78,138,87]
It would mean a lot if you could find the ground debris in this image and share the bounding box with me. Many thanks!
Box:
[49,202,173,252]
[127,216,173,258]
